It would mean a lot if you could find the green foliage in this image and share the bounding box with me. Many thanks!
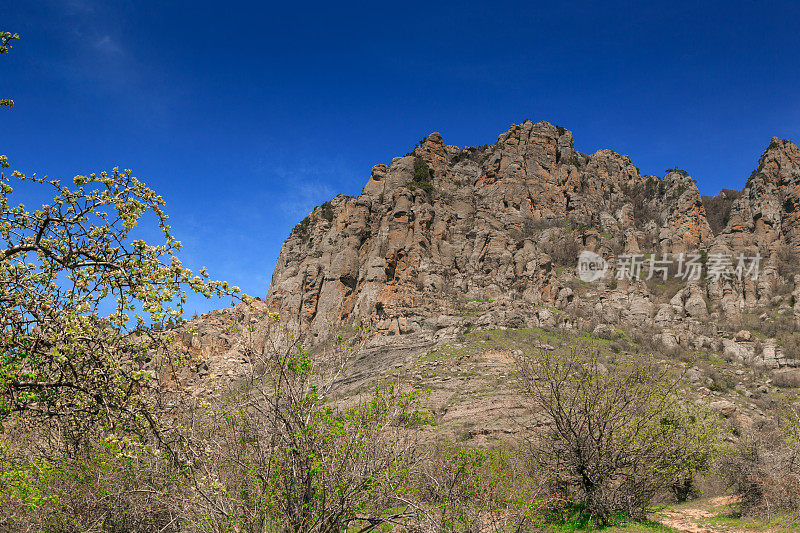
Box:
[519,347,721,524]
[0,167,239,432]
[406,179,435,194]
[293,214,311,239]
[413,442,547,531]
[403,137,428,156]
[292,201,334,240]
[0,436,185,532]
[412,156,432,183]
[665,167,689,176]
[319,200,334,222]
[0,33,238,443]
[549,504,674,532]
[185,317,429,532]
[405,157,435,195]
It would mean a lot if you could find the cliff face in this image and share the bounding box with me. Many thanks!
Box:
[166,123,800,441]
[266,120,800,351]
[718,138,800,250]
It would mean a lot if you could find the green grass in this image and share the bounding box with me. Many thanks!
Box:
[705,511,800,532]
[602,521,676,532]
[420,327,627,366]
[547,507,675,532]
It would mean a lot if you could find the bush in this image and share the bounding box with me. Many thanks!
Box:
[293,215,311,238]
[412,442,545,531]
[0,435,185,532]
[181,316,427,532]
[319,200,334,222]
[517,347,720,524]
[0,310,432,533]
[771,369,800,389]
[540,230,581,266]
[778,332,800,360]
[720,410,800,519]
[413,156,432,183]
[708,369,737,392]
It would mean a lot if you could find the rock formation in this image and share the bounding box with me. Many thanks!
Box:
[266,120,800,353]
[167,122,800,439]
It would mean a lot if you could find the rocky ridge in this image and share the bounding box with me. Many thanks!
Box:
[166,124,800,438]
[265,120,800,367]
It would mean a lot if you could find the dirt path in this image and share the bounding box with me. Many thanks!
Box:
[655,496,744,533]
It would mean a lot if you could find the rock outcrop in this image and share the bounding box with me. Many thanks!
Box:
[718,138,800,250]
[266,121,800,353]
[162,125,800,442]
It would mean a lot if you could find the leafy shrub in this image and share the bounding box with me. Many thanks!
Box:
[413,442,545,532]
[0,437,184,532]
[293,215,311,239]
[413,156,432,183]
[540,230,581,266]
[720,411,800,519]
[708,369,736,392]
[771,369,800,389]
[779,332,800,360]
[518,348,721,524]
[182,318,428,532]
[407,179,435,194]
[665,167,689,176]
[406,156,435,195]
[319,200,334,222]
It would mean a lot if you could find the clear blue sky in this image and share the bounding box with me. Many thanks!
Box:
[3,0,799,315]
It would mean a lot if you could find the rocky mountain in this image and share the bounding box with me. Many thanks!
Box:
[265,121,800,362]
[168,121,800,439]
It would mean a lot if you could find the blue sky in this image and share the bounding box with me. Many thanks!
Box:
[3,0,799,315]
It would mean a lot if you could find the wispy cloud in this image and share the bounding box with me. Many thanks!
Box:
[279,180,337,220]
[62,0,96,14]
[250,152,360,220]
[93,34,123,56]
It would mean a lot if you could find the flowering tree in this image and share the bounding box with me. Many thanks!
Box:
[0,32,239,441]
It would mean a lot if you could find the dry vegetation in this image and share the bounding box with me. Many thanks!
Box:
[3,317,774,533]
[4,30,800,532]
[720,410,800,518]
[702,189,742,235]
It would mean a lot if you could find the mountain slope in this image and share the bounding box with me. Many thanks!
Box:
[266,120,800,354]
